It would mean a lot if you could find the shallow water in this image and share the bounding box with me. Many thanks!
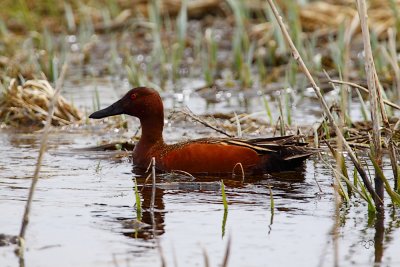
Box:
[1,77,400,267]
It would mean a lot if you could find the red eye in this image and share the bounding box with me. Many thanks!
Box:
[130,93,137,100]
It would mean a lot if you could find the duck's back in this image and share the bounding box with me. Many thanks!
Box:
[154,136,313,174]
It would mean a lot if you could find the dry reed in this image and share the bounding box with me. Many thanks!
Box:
[0,79,81,127]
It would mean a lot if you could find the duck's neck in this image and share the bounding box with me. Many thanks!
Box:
[133,94,165,160]
[139,116,164,145]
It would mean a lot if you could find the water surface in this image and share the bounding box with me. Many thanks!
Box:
[1,78,399,267]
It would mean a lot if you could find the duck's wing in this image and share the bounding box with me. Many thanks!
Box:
[201,135,314,160]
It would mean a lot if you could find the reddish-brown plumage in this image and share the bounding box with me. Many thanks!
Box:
[158,143,260,173]
[90,87,314,175]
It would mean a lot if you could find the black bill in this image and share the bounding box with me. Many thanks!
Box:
[89,100,124,119]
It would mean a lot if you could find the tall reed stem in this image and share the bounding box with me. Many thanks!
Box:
[18,62,69,255]
[266,0,383,209]
[356,0,384,210]
[150,157,156,211]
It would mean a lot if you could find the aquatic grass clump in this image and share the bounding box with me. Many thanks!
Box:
[203,28,218,86]
[227,0,254,88]
[0,79,81,127]
[265,0,399,216]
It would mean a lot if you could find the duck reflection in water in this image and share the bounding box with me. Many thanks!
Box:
[121,173,166,240]
[120,163,308,240]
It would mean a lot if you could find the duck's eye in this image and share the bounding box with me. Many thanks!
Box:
[130,93,137,100]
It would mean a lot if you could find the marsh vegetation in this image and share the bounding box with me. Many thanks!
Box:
[0,0,399,266]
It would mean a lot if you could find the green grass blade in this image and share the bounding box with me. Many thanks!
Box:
[221,180,228,238]
[369,153,400,206]
[269,186,274,225]
[262,96,273,125]
[221,180,228,211]
[134,178,142,221]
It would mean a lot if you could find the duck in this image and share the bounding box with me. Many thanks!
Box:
[89,87,314,175]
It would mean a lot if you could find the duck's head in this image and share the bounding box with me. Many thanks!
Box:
[89,87,163,120]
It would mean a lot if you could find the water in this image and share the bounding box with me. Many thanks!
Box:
[1,77,399,267]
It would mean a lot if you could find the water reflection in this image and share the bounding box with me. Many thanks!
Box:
[113,159,400,266]
[120,184,166,240]
[374,212,384,265]
[2,128,400,266]
[6,132,38,148]
[122,164,308,241]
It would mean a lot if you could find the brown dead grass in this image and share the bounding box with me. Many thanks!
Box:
[0,79,81,127]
